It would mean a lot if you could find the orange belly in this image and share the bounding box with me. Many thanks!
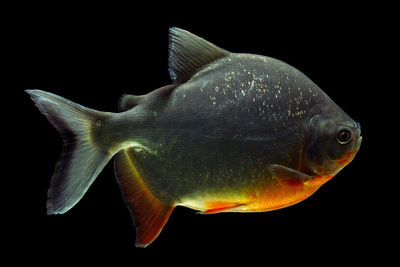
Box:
[180,175,334,214]
[245,175,334,212]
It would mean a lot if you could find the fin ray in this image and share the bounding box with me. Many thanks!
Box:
[168,27,230,83]
[26,90,112,214]
[114,149,175,247]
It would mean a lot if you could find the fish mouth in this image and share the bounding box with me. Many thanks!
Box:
[334,135,362,173]
[345,135,362,166]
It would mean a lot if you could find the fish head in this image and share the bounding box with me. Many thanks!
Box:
[303,104,362,178]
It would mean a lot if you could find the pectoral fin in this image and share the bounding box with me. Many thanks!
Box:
[268,164,312,186]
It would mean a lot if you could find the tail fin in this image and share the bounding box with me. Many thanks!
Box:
[26,90,113,215]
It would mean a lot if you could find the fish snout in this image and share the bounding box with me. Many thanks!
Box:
[353,122,362,152]
[355,122,361,137]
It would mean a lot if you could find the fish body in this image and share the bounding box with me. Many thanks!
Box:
[27,28,362,247]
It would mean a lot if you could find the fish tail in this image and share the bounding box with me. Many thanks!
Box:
[26,90,113,215]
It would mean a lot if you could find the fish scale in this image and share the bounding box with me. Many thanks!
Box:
[27,27,361,247]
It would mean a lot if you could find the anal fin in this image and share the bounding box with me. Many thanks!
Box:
[114,149,175,247]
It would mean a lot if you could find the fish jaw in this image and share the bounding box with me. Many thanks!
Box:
[314,135,362,178]
[339,136,362,168]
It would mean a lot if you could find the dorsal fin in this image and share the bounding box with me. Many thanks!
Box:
[168,27,230,83]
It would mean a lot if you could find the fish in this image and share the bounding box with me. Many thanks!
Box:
[27,27,362,247]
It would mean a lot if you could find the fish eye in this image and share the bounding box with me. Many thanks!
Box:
[336,128,352,145]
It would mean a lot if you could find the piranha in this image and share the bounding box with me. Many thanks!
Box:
[27,27,362,247]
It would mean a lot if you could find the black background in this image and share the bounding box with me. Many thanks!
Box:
[5,3,391,265]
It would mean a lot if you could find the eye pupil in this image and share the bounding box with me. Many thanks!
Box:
[337,129,352,144]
